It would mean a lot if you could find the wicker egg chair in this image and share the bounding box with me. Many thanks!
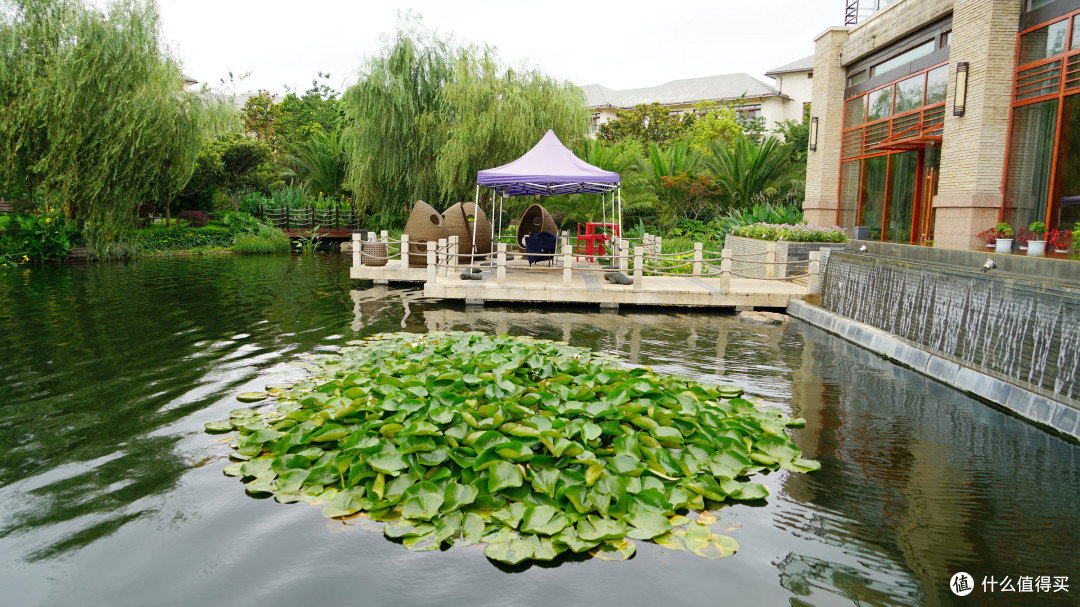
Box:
[516,204,558,250]
[403,200,449,267]
[443,202,492,263]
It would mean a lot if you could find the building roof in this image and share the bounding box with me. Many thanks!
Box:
[181,73,198,84]
[765,55,815,77]
[580,73,782,109]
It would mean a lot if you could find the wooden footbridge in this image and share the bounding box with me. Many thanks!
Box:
[349,232,822,310]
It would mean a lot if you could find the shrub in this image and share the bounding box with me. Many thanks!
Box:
[995,222,1014,238]
[177,210,210,227]
[137,223,234,252]
[136,202,156,218]
[231,229,290,254]
[731,222,846,243]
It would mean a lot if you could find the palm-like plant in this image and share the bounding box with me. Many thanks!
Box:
[282,131,348,200]
[642,140,705,188]
[704,134,805,209]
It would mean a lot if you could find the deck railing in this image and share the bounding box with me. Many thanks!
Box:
[257,205,362,231]
[352,231,822,294]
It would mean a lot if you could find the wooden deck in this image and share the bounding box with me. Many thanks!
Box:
[424,262,806,309]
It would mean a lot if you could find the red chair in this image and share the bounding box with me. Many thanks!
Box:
[576,223,621,262]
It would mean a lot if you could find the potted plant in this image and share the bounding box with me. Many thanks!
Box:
[1048,227,1072,253]
[1027,221,1047,256]
[994,222,1014,253]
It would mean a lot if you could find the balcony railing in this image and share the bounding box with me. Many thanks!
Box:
[845,0,900,26]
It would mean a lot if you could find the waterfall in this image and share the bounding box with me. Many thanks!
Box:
[821,253,1078,406]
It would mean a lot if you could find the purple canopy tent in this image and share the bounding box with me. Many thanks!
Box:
[471,130,622,265]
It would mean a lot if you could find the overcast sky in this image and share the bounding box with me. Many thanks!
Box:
[156,0,842,96]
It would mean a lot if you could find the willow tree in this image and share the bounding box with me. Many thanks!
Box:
[0,0,201,255]
[341,21,587,226]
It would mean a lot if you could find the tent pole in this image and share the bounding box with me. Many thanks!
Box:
[471,184,480,269]
[617,186,623,247]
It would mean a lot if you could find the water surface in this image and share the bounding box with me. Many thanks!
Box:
[1,254,1076,606]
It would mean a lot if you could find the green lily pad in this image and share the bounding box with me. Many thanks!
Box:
[207,331,818,566]
[236,392,269,403]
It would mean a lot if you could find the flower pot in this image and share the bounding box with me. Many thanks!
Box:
[1056,249,1069,253]
[985,243,995,248]
[994,239,1013,253]
[1026,240,1046,257]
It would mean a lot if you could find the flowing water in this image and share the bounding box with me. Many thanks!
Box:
[1,254,1077,607]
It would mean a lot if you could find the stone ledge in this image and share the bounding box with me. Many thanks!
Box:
[786,299,1080,443]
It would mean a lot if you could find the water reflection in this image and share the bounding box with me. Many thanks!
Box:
[0,256,1077,607]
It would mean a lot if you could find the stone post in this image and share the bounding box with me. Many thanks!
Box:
[633,246,643,291]
[808,250,821,294]
[765,242,777,279]
[719,249,732,292]
[399,234,410,269]
[497,242,507,286]
[562,244,573,288]
[352,232,362,268]
[426,241,436,283]
[692,242,703,277]
[437,238,447,278]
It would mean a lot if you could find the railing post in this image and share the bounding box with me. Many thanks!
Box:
[562,244,573,288]
[720,248,732,292]
[438,237,448,278]
[285,205,290,231]
[426,241,436,283]
[692,242,703,277]
[655,235,663,257]
[352,231,362,268]
[620,239,629,272]
[399,234,410,270]
[808,250,821,294]
[633,246,643,291]
[497,242,507,286]
[765,242,776,279]
[380,229,388,243]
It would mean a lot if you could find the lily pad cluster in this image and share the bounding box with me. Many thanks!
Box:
[207,331,819,564]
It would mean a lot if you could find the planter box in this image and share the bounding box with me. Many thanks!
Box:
[726,235,846,279]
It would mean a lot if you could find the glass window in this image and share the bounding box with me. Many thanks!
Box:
[870,40,935,78]
[839,161,861,230]
[1019,20,1068,65]
[1054,94,1080,228]
[845,95,867,128]
[925,65,948,104]
[1029,0,1058,10]
[894,74,925,113]
[941,31,952,47]
[867,85,893,122]
[1004,100,1058,229]
[1072,15,1080,50]
[848,70,867,87]
[886,150,919,243]
[859,156,888,240]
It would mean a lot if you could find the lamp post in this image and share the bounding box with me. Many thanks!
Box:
[809,116,819,152]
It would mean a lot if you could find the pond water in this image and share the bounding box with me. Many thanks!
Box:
[1,254,1077,607]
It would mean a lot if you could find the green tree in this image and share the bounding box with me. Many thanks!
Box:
[341,19,586,226]
[0,0,202,255]
[774,105,811,165]
[275,72,341,155]
[241,90,279,150]
[597,103,693,151]
[703,134,805,209]
[685,100,741,152]
[217,134,275,210]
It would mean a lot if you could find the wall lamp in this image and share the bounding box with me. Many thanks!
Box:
[953,62,969,116]
[809,116,818,152]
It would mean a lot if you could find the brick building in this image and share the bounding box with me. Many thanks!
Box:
[805,0,1080,250]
